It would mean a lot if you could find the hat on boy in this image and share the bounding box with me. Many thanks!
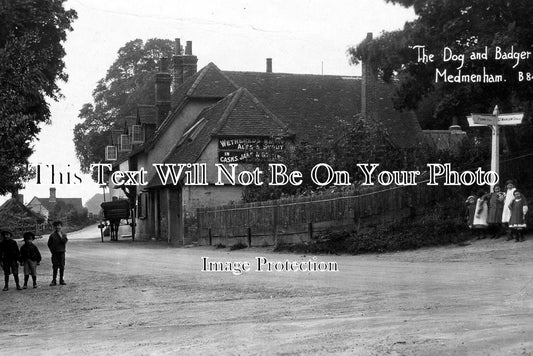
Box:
[23,232,35,240]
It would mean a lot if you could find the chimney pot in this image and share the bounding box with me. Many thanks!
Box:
[49,187,56,203]
[156,57,172,126]
[266,58,272,73]
[361,32,375,119]
[159,57,170,72]
[174,38,182,55]
[171,39,198,89]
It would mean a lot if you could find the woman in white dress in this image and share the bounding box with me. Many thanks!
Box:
[501,180,516,240]
[472,190,489,239]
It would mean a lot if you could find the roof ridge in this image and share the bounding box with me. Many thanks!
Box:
[223,70,360,79]
[239,87,291,134]
[211,89,245,135]
[186,63,213,97]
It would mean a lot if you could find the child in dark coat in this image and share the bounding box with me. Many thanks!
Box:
[19,232,42,289]
[48,221,68,286]
[508,191,528,242]
[1,230,21,291]
[465,195,477,230]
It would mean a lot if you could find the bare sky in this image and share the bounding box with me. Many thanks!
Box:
[1,0,416,206]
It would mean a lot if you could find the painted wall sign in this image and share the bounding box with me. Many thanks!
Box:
[218,137,286,163]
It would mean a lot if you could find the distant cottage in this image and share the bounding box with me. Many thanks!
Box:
[0,193,44,233]
[108,35,447,244]
[27,187,84,221]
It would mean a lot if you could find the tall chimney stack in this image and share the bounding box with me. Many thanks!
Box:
[49,187,56,203]
[155,57,172,126]
[361,32,374,119]
[266,58,272,73]
[11,190,23,204]
[172,39,198,89]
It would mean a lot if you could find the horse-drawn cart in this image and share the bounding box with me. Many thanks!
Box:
[99,199,134,242]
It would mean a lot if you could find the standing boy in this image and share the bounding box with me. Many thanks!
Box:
[47,221,68,286]
[20,232,42,288]
[1,230,22,291]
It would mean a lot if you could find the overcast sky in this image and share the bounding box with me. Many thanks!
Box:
[1,0,416,206]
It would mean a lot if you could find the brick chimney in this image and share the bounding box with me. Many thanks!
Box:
[10,190,23,204]
[155,57,172,127]
[171,39,198,89]
[361,32,376,119]
[49,187,56,203]
[266,58,272,73]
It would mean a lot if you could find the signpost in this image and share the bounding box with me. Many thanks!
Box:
[467,105,523,190]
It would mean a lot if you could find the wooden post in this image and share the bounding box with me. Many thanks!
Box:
[273,204,279,245]
[247,227,252,247]
[468,106,523,191]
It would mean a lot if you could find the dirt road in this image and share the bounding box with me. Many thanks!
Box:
[1,225,532,355]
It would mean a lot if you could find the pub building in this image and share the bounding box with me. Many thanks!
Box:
[106,35,438,244]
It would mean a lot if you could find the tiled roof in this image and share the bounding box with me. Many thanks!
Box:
[33,198,84,212]
[225,71,422,147]
[147,88,291,188]
[0,198,43,223]
[186,63,239,98]
[370,82,423,148]
[132,63,423,166]
[137,105,157,125]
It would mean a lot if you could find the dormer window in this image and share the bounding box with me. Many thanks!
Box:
[119,134,132,152]
[130,125,144,144]
[105,146,117,161]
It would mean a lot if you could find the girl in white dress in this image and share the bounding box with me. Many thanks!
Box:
[501,180,516,240]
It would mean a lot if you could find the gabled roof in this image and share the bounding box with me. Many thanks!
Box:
[0,198,44,229]
[130,63,239,158]
[130,62,423,166]
[186,62,239,98]
[84,193,105,215]
[147,88,292,188]
[225,71,422,147]
[137,105,157,125]
[31,197,84,213]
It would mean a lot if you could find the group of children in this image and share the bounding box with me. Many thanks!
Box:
[466,180,528,242]
[0,221,68,291]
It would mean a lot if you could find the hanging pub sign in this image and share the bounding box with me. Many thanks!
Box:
[218,137,286,163]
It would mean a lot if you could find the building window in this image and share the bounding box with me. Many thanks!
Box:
[119,134,132,152]
[130,125,144,144]
[105,146,118,161]
[137,193,147,219]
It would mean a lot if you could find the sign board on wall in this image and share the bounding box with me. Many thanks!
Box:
[218,137,286,163]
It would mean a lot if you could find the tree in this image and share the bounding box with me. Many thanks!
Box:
[349,0,533,139]
[0,0,77,195]
[242,115,431,202]
[74,38,175,174]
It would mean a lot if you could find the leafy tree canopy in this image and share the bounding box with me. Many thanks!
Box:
[0,0,77,195]
[242,115,432,202]
[74,38,175,174]
[349,0,533,131]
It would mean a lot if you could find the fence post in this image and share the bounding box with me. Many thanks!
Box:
[208,228,212,246]
[273,204,279,245]
[247,227,252,247]
[308,222,313,240]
